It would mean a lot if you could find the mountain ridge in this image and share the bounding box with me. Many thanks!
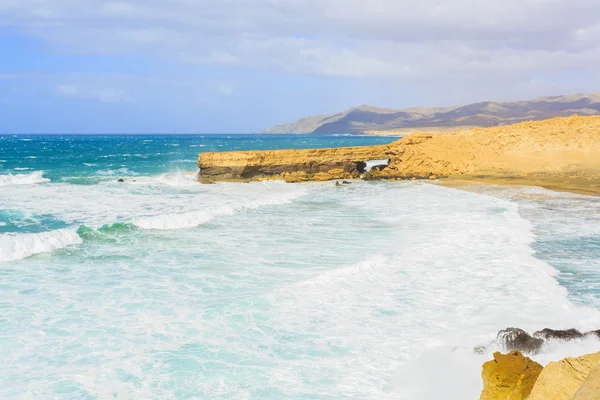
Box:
[264,92,600,135]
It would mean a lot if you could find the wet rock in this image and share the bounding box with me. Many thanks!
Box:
[371,164,388,172]
[528,352,600,400]
[533,328,584,341]
[497,327,544,354]
[584,330,600,339]
[117,179,124,183]
[480,351,543,400]
[342,181,352,185]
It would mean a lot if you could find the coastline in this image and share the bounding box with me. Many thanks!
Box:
[437,175,600,196]
[198,116,600,197]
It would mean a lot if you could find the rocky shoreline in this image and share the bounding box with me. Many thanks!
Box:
[198,115,600,194]
[481,327,600,399]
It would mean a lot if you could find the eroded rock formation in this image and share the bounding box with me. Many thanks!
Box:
[574,360,600,399]
[198,116,600,191]
[198,146,390,183]
[527,352,600,400]
[480,351,543,400]
[497,328,545,355]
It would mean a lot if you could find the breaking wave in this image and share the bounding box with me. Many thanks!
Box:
[0,229,83,262]
[0,171,50,186]
[134,189,307,230]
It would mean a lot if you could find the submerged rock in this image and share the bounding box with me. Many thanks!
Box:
[528,352,600,400]
[533,328,584,342]
[497,328,544,354]
[117,178,125,183]
[584,329,600,339]
[480,351,543,400]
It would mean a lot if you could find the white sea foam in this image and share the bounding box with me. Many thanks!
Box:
[0,171,50,186]
[264,183,600,399]
[134,187,307,230]
[96,167,134,176]
[0,229,83,262]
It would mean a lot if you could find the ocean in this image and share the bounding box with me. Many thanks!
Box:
[1,134,599,399]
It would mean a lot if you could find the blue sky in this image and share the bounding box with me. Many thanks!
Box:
[1,0,599,133]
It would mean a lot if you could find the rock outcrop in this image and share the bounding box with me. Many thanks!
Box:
[198,116,600,192]
[527,352,600,400]
[480,351,543,400]
[498,328,545,355]
[533,328,584,341]
[480,351,600,400]
[198,146,391,183]
[574,360,600,400]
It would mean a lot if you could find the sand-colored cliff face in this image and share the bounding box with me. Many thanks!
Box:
[480,351,600,400]
[198,146,390,183]
[374,115,600,180]
[199,115,600,192]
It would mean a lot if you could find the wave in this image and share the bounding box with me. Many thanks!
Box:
[0,229,83,262]
[0,171,50,186]
[77,222,138,243]
[96,167,136,177]
[133,188,307,230]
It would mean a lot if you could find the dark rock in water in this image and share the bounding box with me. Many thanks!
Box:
[534,328,583,341]
[372,164,389,172]
[342,181,352,185]
[117,179,125,183]
[584,330,600,339]
[497,328,544,354]
[335,181,341,186]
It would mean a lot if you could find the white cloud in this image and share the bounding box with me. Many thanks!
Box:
[57,83,134,103]
[1,0,600,82]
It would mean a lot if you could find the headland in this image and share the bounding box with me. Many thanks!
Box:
[198,115,600,194]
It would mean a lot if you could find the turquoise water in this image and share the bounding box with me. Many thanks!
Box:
[1,135,600,399]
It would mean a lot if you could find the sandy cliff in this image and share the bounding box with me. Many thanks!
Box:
[199,115,600,193]
[197,146,390,183]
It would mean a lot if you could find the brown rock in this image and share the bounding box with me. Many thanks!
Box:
[480,351,543,400]
[573,360,600,400]
[533,328,584,342]
[528,352,600,400]
[497,328,544,355]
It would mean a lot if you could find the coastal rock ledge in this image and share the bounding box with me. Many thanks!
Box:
[197,116,600,192]
[481,351,600,400]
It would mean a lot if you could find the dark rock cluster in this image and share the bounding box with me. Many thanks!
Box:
[495,327,600,355]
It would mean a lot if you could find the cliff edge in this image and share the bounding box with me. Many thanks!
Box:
[199,115,600,193]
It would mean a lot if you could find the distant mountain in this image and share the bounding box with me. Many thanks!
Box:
[264,93,600,134]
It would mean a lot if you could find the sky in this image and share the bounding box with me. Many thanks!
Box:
[1,0,599,133]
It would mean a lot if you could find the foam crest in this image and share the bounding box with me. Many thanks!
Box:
[133,187,307,230]
[264,184,600,399]
[0,229,83,262]
[0,171,50,186]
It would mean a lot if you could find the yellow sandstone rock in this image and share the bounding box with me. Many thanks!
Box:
[198,115,600,193]
[573,360,600,400]
[480,351,543,400]
[527,352,600,400]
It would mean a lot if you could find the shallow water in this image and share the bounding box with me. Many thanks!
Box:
[1,135,599,399]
